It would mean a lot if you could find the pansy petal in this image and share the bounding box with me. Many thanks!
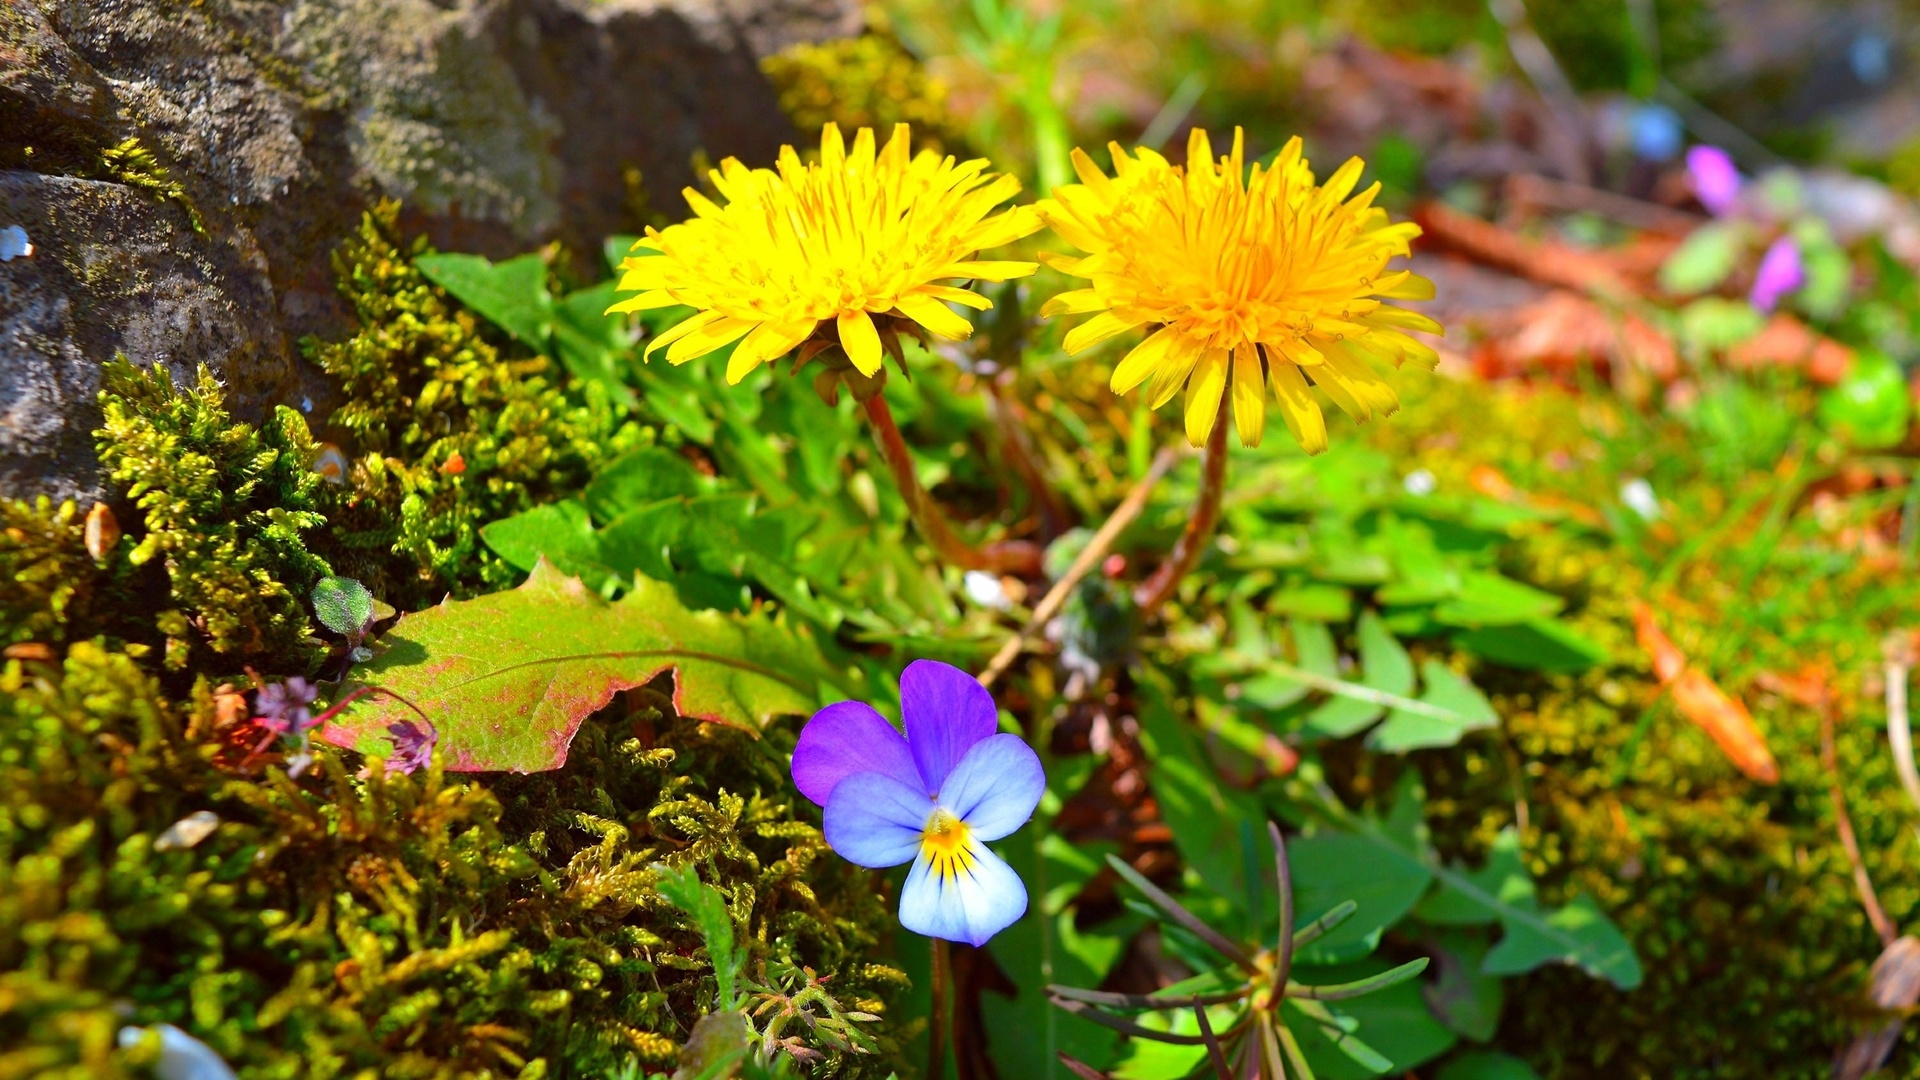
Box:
[898,836,1028,946]
[823,770,932,869]
[901,659,1000,793]
[935,733,1043,842]
[792,701,922,805]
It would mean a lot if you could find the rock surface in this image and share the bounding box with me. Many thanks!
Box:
[0,0,855,499]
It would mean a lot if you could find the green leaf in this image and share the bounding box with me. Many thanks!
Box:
[311,576,375,636]
[552,281,636,407]
[1414,829,1642,989]
[480,500,620,591]
[985,832,1135,1079]
[1301,612,1411,738]
[1435,1051,1543,1080]
[584,447,716,525]
[1678,297,1765,353]
[414,252,553,349]
[1134,667,1266,908]
[634,354,720,443]
[1289,782,1433,961]
[1819,350,1911,450]
[1288,997,1396,1075]
[1431,573,1562,628]
[1366,660,1497,752]
[319,561,829,772]
[1269,582,1353,621]
[1267,618,1499,751]
[654,862,741,1011]
[1658,220,1743,295]
[1292,956,1457,1077]
[1420,928,1504,1042]
[1451,619,1607,673]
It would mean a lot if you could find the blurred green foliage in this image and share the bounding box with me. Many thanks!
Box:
[762,30,967,158]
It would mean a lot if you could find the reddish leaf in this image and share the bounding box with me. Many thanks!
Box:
[319,560,831,773]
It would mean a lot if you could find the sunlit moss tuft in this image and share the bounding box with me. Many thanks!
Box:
[303,201,644,608]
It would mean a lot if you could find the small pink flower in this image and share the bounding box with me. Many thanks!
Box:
[1749,237,1804,312]
[1686,145,1742,217]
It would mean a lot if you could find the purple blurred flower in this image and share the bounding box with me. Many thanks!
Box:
[383,718,436,776]
[792,660,1043,946]
[1750,236,1804,312]
[1686,145,1742,217]
[254,678,318,736]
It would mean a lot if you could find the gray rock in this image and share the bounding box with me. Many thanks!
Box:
[0,0,856,500]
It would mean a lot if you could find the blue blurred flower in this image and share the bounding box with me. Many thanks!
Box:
[791,660,1043,946]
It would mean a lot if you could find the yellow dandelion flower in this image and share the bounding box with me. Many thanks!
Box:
[1036,127,1442,453]
[606,122,1043,384]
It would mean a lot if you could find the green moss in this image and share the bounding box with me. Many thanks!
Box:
[0,645,900,1079]
[303,201,643,608]
[0,497,102,649]
[761,34,965,156]
[1366,377,1919,1078]
[97,137,206,235]
[93,359,332,672]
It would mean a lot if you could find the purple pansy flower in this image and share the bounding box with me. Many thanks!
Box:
[792,660,1044,946]
[1686,145,1742,217]
[1750,236,1804,312]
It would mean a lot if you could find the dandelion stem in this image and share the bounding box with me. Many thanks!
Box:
[1134,395,1231,619]
[929,936,952,1080]
[863,393,1041,576]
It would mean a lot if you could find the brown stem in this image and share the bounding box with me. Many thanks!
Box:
[863,394,1041,576]
[1133,396,1231,619]
[1823,685,1898,946]
[928,937,951,1080]
[977,447,1184,691]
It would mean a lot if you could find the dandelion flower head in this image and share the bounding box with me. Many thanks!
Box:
[1037,128,1442,452]
[607,123,1043,384]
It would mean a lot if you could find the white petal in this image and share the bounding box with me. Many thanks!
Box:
[898,837,1028,946]
[935,733,1043,842]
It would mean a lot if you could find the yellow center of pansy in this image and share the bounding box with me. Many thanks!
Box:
[922,808,976,882]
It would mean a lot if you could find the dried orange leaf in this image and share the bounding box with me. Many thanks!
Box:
[1632,602,1687,684]
[1669,670,1780,783]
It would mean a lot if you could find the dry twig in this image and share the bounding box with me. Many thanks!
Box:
[977,447,1185,690]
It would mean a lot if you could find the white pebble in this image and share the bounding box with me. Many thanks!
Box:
[117,1024,238,1080]
[154,811,220,851]
[963,570,1011,610]
[1620,478,1661,521]
[0,225,32,262]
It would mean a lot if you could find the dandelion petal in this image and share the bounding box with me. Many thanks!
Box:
[824,770,933,869]
[899,836,1028,946]
[792,700,921,805]
[901,659,1000,793]
[934,733,1043,842]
